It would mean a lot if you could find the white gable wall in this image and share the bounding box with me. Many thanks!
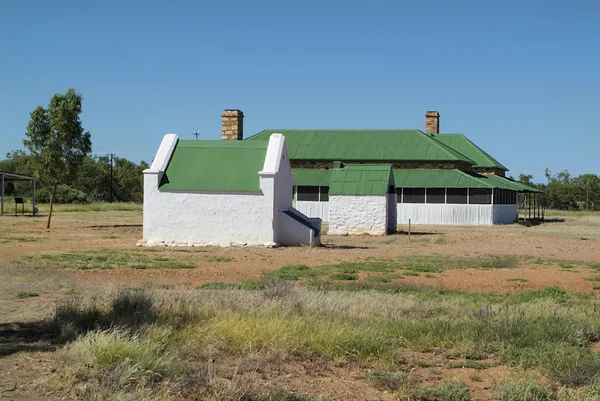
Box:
[143,133,320,247]
[328,195,388,235]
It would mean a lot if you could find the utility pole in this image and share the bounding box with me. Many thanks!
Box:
[109,153,114,203]
[193,130,200,140]
[586,181,589,211]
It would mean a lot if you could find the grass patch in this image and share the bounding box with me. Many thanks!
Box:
[18,248,201,270]
[329,273,359,281]
[494,377,552,401]
[506,278,529,283]
[446,360,494,370]
[432,379,471,401]
[43,283,600,399]
[16,291,39,298]
[585,277,600,282]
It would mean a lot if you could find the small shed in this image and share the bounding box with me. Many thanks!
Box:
[328,164,397,235]
[142,133,321,247]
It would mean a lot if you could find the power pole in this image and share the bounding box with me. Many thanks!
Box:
[193,130,200,140]
[109,153,114,203]
[586,181,589,211]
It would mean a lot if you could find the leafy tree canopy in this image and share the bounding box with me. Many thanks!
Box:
[23,88,92,227]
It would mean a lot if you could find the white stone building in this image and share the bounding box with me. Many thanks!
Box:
[328,164,397,235]
[142,132,321,247]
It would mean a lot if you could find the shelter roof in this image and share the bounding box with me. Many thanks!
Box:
[0,171,34,181]
[158,140,268,192]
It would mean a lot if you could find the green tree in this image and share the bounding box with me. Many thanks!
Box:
[23,88,92,228]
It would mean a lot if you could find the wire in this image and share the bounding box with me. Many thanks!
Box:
[93,132,196,150]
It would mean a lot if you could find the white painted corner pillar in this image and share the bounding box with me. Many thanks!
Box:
[143,134,179,240]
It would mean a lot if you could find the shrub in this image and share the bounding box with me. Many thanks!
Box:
[434,379,471,401]
[366,370,420,392]
[262,278,295,300]
[494,378,551,401]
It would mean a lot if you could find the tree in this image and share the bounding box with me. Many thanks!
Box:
[23,88,91,228]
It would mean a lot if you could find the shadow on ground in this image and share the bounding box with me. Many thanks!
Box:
[0,322,62,356]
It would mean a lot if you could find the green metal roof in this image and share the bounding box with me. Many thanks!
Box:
[247,130,475,164]
[432,134,508,171]
[393,169,493,189]
[329,164,394,195]
[482,174,543,193]
[292,168,332,186]
[159,140,268,192]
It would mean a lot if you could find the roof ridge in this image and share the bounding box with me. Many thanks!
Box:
[419,132,476,165]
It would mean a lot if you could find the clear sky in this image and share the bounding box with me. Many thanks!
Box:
[1,0,598,181]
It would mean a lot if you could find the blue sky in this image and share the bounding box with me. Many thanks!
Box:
[1,0,598,182]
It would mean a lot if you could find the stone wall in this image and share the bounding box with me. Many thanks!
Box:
[475,168,506,177]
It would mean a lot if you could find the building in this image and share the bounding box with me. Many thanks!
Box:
[328,164,397,235]
[241,110,542,227]
[142,131,321,246]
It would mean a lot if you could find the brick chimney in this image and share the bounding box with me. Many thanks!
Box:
[425,111,440,134]
[221,109,244,140]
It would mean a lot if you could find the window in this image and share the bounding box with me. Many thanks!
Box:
[470,188,492,204]
[296,186,329,202]
[396,188,402,203]
[447,188,468,204]
[319,186,329,202]
[403,188,425,203]
[297,186,319,201]
[426,188,445,204]
[493,189,517,204]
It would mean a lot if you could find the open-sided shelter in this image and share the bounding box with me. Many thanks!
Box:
[0,171,36,216]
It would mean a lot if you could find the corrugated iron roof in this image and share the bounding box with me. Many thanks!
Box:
[482,174,544,193]
[292,168,332,186]
[432,134,508,170]
[159,140,268,192]
[329,164,394,195]
[247,130,475,164]
[393,169,493,189]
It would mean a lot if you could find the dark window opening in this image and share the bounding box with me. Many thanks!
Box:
[297,186,329,202]
[403,188,425,203]
[297,186,319,201]
[319,186,329,202]
[396,188,402,203]
[447,188,468,204]
[470,188,492,204]
[426,188,445,204]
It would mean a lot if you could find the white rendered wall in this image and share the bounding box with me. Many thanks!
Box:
[143,133,320,247]
[397,204,494,225]
[329,195,388,235]
[279,210,321,246]
[143,173,275,246]
[493,204,518,224]
[296,201,329,222]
